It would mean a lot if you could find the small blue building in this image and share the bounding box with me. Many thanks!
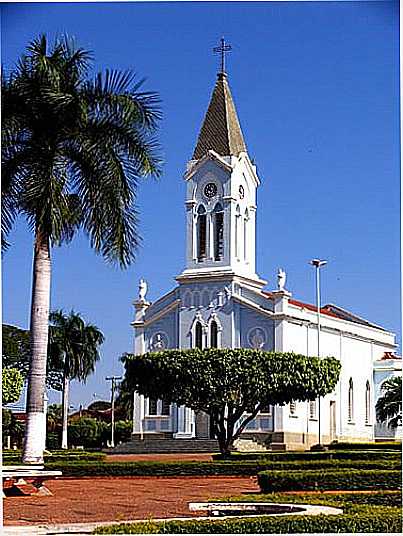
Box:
[129,64,400,451]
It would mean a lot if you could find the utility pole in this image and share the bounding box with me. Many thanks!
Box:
[105,376,122,448]
[309,259,327,447]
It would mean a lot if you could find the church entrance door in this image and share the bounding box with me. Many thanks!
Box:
[195,411,212,439]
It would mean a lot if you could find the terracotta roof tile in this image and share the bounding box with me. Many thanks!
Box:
[263,291,386,330]
[381,351,401,360]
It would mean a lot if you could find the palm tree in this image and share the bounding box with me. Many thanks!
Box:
[2,34,161,463]
[376,376,402,429]
[49,310,104,449]
[46,403,62,433]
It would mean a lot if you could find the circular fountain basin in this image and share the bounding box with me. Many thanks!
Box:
[189,502,343,518]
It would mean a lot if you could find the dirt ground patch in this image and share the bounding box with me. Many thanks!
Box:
[4,476,258,526]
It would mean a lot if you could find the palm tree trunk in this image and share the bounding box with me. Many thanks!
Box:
[22,228,51,464]
[61,373,70,449]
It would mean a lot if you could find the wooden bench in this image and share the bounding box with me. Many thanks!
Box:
[2,465,62,496]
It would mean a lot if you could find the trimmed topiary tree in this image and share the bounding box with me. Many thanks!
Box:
[121,349,341,457]
[2,367,24,405]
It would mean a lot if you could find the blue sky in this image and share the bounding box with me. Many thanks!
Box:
[1,1,400,409]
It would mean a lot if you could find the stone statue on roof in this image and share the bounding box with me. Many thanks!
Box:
[138,278,148,302]
[277,268,286,291]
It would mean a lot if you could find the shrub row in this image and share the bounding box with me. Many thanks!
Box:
[212,449,400,462]
[45,458,400,477]
[2,449,105,456]
[328,441,402,451]
[217,490,403,508]
[93,504,402,534]
[257,469,402,492]
[3,450,106,464]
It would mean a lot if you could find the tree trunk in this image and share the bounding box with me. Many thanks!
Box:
[22,229,51,464]
[61,374,70,449]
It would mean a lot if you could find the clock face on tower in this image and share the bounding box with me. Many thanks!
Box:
[204,182,218,199]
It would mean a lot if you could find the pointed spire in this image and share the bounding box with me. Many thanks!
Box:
[192,72,247,160]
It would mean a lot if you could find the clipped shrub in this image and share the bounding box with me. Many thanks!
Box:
[2,367,24,405]
[258,468,401,492]
[93,504,402,534]
[212,449,400,462]
[328,441,401,451]
[3,450,106,465]
[217,490,402,508]
[44,458,400,477]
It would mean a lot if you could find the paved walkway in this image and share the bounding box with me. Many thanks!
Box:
[4,476,258,527]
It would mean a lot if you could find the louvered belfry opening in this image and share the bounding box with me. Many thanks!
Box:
[213,203,224,260]
[197,206,207,261]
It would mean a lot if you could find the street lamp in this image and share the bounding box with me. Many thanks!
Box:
[309,258,327,446]
[105,376,122,448]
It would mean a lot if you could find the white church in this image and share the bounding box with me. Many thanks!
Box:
[127,49,401,451]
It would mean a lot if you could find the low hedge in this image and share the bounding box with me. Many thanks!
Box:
[93,504,402,534]
[217,490,403,508]
[3,450,106,464]
[212,449,400,462]
[258,468,402,492]
[328,441,402,451]
[45,458,401,477]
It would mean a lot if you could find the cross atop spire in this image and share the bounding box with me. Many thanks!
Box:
[213,37,232,76]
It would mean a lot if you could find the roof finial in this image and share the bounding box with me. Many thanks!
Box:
[213,37,232,76]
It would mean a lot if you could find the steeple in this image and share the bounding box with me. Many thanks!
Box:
[192,73,247,160]
[178,40,265,290]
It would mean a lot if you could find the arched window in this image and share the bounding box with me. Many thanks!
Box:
[235,205,241,259]
[348,378,354,422]
[244,209,249,261]
[365,380,371,424]
[210,320,218,348]
[213,203,224,261]
[197,205,207,261]
[195,321,203,349]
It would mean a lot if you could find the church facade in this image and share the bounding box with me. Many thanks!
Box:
[131,66,401,450]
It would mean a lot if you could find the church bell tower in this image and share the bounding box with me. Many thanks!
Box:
[177,39,265,289]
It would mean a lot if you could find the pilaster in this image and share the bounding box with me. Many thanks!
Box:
[272,289,291,352]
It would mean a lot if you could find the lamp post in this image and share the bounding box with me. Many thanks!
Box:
[309,258,327,446]
[106,376,122,448]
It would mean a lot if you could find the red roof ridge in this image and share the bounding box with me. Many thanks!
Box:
[380,351,401,361]
[288,298,341,319]
[262,291,383,327]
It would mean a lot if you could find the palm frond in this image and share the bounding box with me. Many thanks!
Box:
[375,376,402,428]
[2,32,162,265]
[49,310,104,382]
